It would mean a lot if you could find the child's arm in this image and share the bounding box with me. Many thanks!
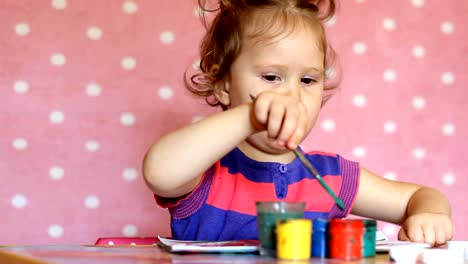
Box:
[351,167,453,246]
[143,92,308,198]
[143,104,254,198]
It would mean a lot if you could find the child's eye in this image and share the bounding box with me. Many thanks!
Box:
[301,77,316,84]
[262,74,281,82]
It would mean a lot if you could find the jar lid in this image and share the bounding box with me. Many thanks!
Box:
[330,219,364,229]
[363,219,377,227]
[312,218,329,229]
[256,201,306,213]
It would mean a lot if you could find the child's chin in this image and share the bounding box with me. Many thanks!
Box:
[249,132,290,154]
[264,138,289,152]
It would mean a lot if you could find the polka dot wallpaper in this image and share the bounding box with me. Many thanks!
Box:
[0,0,466,244]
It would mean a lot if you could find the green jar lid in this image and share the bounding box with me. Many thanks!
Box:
[363,219,377,227]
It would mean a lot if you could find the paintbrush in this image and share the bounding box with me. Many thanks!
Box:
[249,94,345,210]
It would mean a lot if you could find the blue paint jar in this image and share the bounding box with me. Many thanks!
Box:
[311,218,329,258]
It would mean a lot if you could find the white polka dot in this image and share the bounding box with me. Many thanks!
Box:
[121,56,136,71]
[15,22,30,36]
[50,53,66,66]
[122,224,138,237]
[412,45,426,58]
[48,224,64,238]
[383,172,397,181]
[86,83,102,97]
[412,147,426,160]
[84,195,100,209]
[321,119,336,132]
[120,112,136,126]
[13,80,29,94]
[352,94,367,107]
[122,1,138,14]
[87,26,102,40]
[325,16,337,27]
[325,67,336,79]
[412,96,426,110]
[49,110,65,124]
[442,172,456,186]
[52,0,67,9]
[85,140,100,152]
[442,122,456,136]
[383,120,397,134]
[411,0,425,8]
[382,224,397,237]
[352,146,367,158]
[382,18,396,31]
[123,168,138,182]
[49,166,64,180]
[353,42,367,55]
[440,21,455,35]
[441,72,455,85]
[108,241,115,245]
[11,194,28,208]
[355,0,366,3]
[383,69,397,82]
[130,242,137,246]
[160,31,175,44]
[12,138,28,150]
[159,86,174,100]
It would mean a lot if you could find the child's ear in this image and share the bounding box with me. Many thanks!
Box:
[214,80,231,107]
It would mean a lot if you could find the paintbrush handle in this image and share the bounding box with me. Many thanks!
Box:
[294,149,345,210]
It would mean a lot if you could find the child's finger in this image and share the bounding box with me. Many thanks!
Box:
[286,109,306,150]
[276,105,299,144]
[402,223,425,243]
[286,127,304,150]
[252,95,271,126]
[267,100,286,139]
[421,225,436,245]
[445,219,454,240]
[397,227,410,241]
[434,226,448,246]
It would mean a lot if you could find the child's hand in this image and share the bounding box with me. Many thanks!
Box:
[250,92,309,150]
[397,212,453,246]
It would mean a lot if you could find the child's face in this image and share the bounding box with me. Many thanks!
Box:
[219,24,325,153]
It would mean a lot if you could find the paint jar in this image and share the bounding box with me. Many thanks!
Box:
[256,201,305,256]
[329,219,364,260]
[311,218,329,258]
[362,219,377,257]
[276,219,312,260]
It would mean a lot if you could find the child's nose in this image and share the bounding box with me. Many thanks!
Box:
[284,83,302,99]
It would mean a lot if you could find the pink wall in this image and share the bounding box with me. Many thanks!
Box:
[1,0,466,244]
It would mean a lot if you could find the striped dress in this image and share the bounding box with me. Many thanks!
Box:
[156,147,360,241]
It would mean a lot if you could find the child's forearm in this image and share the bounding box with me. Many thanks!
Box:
[143,103,254,198]
[406,187,452,218]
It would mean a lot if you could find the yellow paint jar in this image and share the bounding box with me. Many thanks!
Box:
[276,219,312,260]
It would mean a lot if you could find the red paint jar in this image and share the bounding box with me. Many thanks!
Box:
[329,219,364,260]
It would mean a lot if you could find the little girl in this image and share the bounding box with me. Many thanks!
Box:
[143,0,452,246]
